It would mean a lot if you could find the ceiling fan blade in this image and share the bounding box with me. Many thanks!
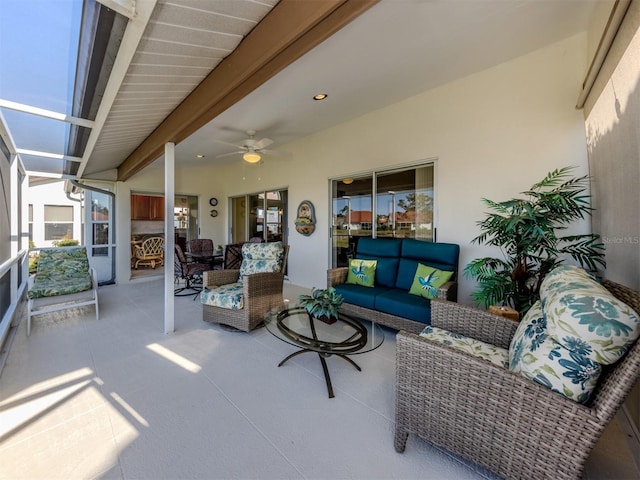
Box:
[260,149,292,158]
[253,137,274,150]
[213,139,243,149]
[216,150,244,158]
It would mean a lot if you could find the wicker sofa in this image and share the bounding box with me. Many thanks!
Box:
[327,238,460,333]
[395,266,640,480]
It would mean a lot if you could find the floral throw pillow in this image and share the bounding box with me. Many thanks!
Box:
[540,265,640,365]
[509,300,602,404]
[239,241,284,279]
[346,259,377,287]
[408,263,453,300]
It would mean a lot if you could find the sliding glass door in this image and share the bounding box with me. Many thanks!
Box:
[330,163,435,267]
[231,189,288,244]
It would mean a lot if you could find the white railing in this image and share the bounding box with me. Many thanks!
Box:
[0,249,29,348]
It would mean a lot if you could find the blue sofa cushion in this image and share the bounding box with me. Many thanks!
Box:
[396,239,460,290]
[357,256,398,288]
[334,284,391,310]
[356,237,402,257]
[375,289,431,324]
[355,237,402,288]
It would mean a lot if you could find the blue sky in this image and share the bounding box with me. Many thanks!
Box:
[0,0,82,154]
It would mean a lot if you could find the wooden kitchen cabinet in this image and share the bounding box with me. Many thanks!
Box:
[149,196,164,220]
[131,195,164,220]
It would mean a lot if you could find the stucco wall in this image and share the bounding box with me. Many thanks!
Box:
[583,0,640,437]
[122,33,592,306]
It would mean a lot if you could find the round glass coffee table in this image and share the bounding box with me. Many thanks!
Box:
[264,306,384,398]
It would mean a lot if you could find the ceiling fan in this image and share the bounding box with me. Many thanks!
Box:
[214,130,289,163]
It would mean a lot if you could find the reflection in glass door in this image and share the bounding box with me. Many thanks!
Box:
[331,176,373,267]
[375,166,434,240]
[330,163,435,267]
[231,189,287,244]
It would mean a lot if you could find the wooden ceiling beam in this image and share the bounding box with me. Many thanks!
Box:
[118,0,379,181]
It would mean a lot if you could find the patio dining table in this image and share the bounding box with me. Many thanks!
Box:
[186,250,223,269]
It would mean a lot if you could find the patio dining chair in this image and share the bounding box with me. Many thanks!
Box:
[174,244,209,297]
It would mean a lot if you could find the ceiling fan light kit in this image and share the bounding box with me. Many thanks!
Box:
[214,129,290,163]
[243,152,262,163]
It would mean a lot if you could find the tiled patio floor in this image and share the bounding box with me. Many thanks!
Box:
[0,279,638,479]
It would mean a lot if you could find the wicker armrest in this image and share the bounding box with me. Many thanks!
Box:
[203,269,239,287]
[242,271,285,295]
[327,267,349,287]
[430,299,518,349]
[395,329,595,442]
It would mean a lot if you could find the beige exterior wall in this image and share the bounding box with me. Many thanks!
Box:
[584,0,640,437]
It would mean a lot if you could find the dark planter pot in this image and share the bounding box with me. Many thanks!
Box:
[314,314,338,324]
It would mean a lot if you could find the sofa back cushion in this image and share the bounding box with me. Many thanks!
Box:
[395,239,459,291]
[356,237,402,288]
[239,241,284,278]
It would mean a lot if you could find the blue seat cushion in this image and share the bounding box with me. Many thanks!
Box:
[334,284,391,310]
[374,289,432,324]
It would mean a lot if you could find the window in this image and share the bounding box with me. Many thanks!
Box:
[330,163,435,267]
[44,205,73,241]
[91,193,109,256]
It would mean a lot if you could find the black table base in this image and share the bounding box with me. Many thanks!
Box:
[277,349,362,398]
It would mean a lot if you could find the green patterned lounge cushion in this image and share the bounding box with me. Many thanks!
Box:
[540,265,640,365]
[201,283,244,310]
[28,247,92,299]
[509,300,602,404]
[409,263,454,300]
[420,325,509,368]
[346,259,377,287]
[239,241,284,278]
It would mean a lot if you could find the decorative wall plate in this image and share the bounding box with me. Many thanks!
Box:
[210,209,218,217]
[209,197,218,206]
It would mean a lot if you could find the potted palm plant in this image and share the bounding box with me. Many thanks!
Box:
[464,166,606,315]
[297,287,344,324]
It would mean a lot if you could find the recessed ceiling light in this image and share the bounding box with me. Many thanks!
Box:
[313,93,328,101]
[195,154,205,158]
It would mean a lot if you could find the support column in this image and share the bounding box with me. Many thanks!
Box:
[164,142,175,334]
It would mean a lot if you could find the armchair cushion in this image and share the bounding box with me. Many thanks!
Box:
[346,259,377,287]
[201,283,244,310]
[408,263,454,300]
[509,301,602,404]
[540,265,640,365]
[239,241,284,278]
[420,325,509,368]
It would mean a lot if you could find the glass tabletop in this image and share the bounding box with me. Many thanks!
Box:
[265,306,384,355]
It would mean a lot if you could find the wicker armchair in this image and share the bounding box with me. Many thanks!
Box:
[395,279,640,480]
[133,236,165,269]
[202,244,289,331]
